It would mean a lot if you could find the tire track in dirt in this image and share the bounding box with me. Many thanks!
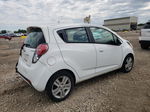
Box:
[1,84,29,96]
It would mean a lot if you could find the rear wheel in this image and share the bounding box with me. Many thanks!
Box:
[121,55,134,73]
[46,71,74,102]
[140,43,149,49]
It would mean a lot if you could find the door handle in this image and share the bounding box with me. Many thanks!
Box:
[99,49,104,52]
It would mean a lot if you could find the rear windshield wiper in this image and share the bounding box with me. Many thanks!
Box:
[24,43,31,47]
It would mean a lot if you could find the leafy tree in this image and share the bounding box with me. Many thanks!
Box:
[138,23,145,26]
[14,29,27,33]
[1,30,7,34]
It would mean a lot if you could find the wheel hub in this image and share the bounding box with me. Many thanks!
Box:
[125,57,133,71]
[52,76,71,99]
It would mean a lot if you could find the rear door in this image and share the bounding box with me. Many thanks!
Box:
[56,27,97,78]
[21,27,46,66]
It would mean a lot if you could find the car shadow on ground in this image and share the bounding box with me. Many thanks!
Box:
[75,69,121,88]
[22,69,122,104]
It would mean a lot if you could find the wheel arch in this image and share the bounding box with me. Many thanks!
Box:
[126,53,134,60]
[122,53,134,66]
[45,69,76,90]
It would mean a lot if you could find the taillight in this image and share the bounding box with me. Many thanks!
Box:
[140,30,141,36]
[32,44,48,63]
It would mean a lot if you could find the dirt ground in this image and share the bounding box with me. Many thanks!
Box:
[0,32,150,112]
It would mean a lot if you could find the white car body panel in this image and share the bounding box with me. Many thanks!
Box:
[94,44,123,73]
[56,43,97,78]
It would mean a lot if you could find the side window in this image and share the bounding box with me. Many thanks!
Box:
[65,28,89,43]
[57,30,65,41]
[90,27,115,45]
[113,34,122,45]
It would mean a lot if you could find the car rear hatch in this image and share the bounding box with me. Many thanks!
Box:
[20,27,47,66]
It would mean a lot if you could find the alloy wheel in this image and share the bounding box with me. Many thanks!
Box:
[125,57,133,72]
[52,76,71,99]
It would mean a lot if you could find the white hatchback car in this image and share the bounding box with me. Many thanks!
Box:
[139,22,150,49]
[16,24,134,102]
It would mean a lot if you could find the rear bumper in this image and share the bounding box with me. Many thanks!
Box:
[16,63,33,87]
[16,57,51,92]
[139,36,150,41]
[139,40,150,45]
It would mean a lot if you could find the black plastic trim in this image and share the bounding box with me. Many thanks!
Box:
[139,40,150,45]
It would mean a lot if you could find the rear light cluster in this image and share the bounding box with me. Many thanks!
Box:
[32,44,48,63]
[140,30,141,36]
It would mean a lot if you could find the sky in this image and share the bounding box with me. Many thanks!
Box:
[0,0,150,31]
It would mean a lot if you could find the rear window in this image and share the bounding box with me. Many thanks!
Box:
[24,27,46,48]
[57,30,65,41]
[143,22,150,29]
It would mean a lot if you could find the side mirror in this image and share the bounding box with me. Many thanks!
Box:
[116,39,122,46]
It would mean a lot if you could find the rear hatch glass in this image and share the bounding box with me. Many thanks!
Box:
[24,27,46,48]
[21,27,46,66]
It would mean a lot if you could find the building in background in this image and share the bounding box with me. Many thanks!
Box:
[104,16,138,31]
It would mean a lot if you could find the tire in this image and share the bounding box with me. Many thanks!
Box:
[46,71,74,102]
[121,55,134,73]
[140,43,149,49]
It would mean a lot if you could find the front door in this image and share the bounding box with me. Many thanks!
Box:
[89,27,123,73]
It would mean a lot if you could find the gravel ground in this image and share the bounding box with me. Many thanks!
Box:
[0,32,150,112]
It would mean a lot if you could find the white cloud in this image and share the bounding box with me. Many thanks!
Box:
[0,0,150,30]
[140,2,150,11]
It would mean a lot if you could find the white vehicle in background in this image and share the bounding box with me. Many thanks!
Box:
[15,33,24,37]
[139,21,150,49]
[16,24,134,102]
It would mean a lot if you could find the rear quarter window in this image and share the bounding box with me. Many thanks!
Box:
[57,28,89,43]
[24,27,46,48]
[65,28,89,43]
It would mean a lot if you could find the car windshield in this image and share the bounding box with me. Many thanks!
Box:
[24,27,46,48]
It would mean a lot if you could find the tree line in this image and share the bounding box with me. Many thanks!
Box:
[0,29,27,34]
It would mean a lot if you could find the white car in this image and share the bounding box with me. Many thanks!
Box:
[139,22,150,49]
[16,24,134,102]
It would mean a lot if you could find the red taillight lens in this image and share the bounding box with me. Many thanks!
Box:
[32,44,48,63]
[36,44,48,56]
